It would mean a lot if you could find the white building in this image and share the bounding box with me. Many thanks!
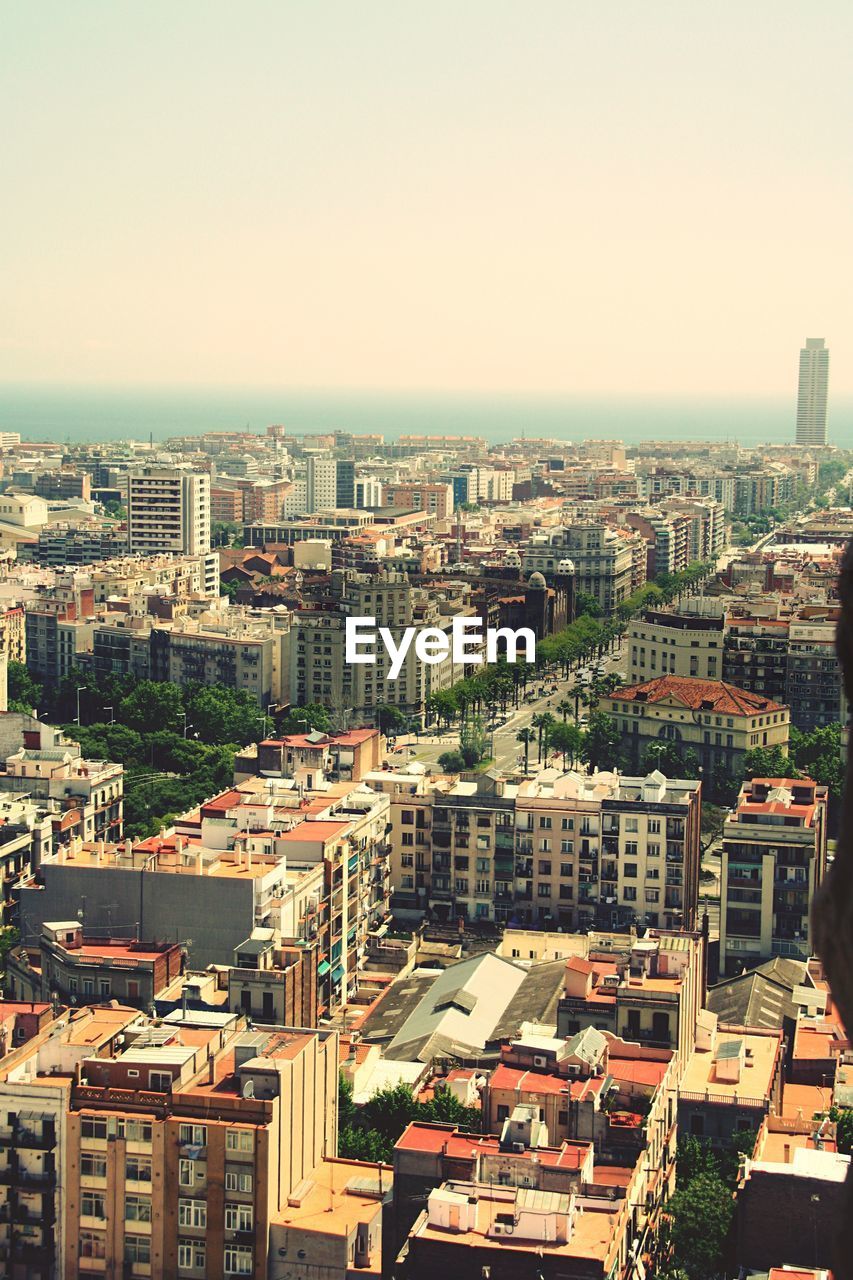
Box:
[795,338,829,446]
[126,467,210,556]
[355,476,384,509]
[306,457,338,513]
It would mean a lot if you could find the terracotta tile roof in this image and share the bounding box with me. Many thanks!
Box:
[606,675,785,716]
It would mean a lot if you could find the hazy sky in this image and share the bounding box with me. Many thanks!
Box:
[1,2,851,396]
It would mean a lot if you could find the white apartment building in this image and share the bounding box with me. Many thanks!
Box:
[126,467,210,557]
[306,457,338,512]
[355,476,384,509]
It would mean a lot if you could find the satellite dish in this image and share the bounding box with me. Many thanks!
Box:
[242,1079,255,1099]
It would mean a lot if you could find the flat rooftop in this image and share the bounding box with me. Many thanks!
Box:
[680,1030,780,1102]
[271,1157,390,1236]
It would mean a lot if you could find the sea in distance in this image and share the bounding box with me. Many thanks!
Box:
[0,384,851,449]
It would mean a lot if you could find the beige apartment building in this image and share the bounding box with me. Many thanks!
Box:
[291,568,476,726]
[387,767,701,933]
[719,777,828,975]
[629,610,725,683]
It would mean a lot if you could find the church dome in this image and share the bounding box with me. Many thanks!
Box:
[557,558,575,574]
[527,571,547,589]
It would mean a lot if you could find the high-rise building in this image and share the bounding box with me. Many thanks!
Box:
[305,456,338,512]
[127,467,211,556]
[795,337,829,446]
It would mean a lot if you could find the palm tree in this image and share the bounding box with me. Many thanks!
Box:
[516,727,534,773]
[532,712,555,763]
[557,698,573,722]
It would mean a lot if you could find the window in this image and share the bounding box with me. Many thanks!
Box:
[117,1119,152,1142]
[125,1195,152,1222]
[624,886,637,902]
[179,1199,207,1229]
[126,1155,152,1183]
[561,839,573,853]
[225,1169,254,1193]
[150,1070,172,1092]
[625,818,639,832]
[561,817,573,830]
[178,1240,206,1270]
[537,884,551,898]
[538,816,552,829]
[648,819,661,834]
[99,979,111,998]
[80,1231,106,1259]
[81,1116,108,1140]
[225,1203,253,1232]
[623,863,637,878]
[401,810,414,824]
[224,1246,253,1275]
[179,1158,196,1186]
[625,841,638,855]
[538,860,552,875]
[401,831,413,846]
[81,1152,107,1179]
[539,838,551,852]
[81,1190,106,1219]
[226,1129,255,1153]
[180,1124,207,1147]
[125,1235,151,1265]
[560,862,574,878]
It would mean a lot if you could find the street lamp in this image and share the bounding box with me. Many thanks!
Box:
[105,706,114,725]
[266,703,277,737]
[75,686,86,726]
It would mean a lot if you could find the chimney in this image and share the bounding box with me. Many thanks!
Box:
[246,845,252,871]
[124,838,133,858]
[175,835,185,854]
[195,851,204,876]
[783,1143,791,1162]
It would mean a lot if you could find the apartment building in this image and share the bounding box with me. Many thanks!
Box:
[211,485,243,523]
[70,1023,337,1279]
[0,795,53,928]
[19,775,391,1017]
[306,456,339,513]
[127,467,210,557]
[678,1016,784,1146]
[291,569,475,727]
[388,767,701,932]
[523,523,640,614]
[723,615,791,706]
[236,726,383,785]
[24,577,96,682]
[786,617,843,731]
[0,605,26,664]
[149,617,281,708]
[2,743,124,845]
[601,676,790,778]
[383,483,454,520]
[556,930,706,1073]
[719,777,828,975]
[0,1003,138,1280]
[6,920,184,1009]
[629,609,725,683]
[21,525,130,568]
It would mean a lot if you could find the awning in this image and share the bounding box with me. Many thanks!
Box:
[317,960,331,977]
[332,965,344,984]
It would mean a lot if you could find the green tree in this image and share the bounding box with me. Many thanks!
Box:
[829,1106,853,1155]
[582,711,623,771]
[516,727,534,773]
[551,721,583,770]
[662,1172,734,1280]
[376,703,407,736]
[742,743,796,782]
[7,661,43,714]
[575,591,602,618]
[437,750,466,773]
[642,740,700,778]
[118,681,186,736]
[0,927,20,973]
[279,703,332,735]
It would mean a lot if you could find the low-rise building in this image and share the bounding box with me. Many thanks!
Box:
[678,1014,784,1145]
[600,676,790,779]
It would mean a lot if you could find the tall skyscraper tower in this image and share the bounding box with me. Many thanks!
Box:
[795,338,829,446]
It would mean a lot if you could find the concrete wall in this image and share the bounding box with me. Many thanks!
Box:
[19,865,257,968]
